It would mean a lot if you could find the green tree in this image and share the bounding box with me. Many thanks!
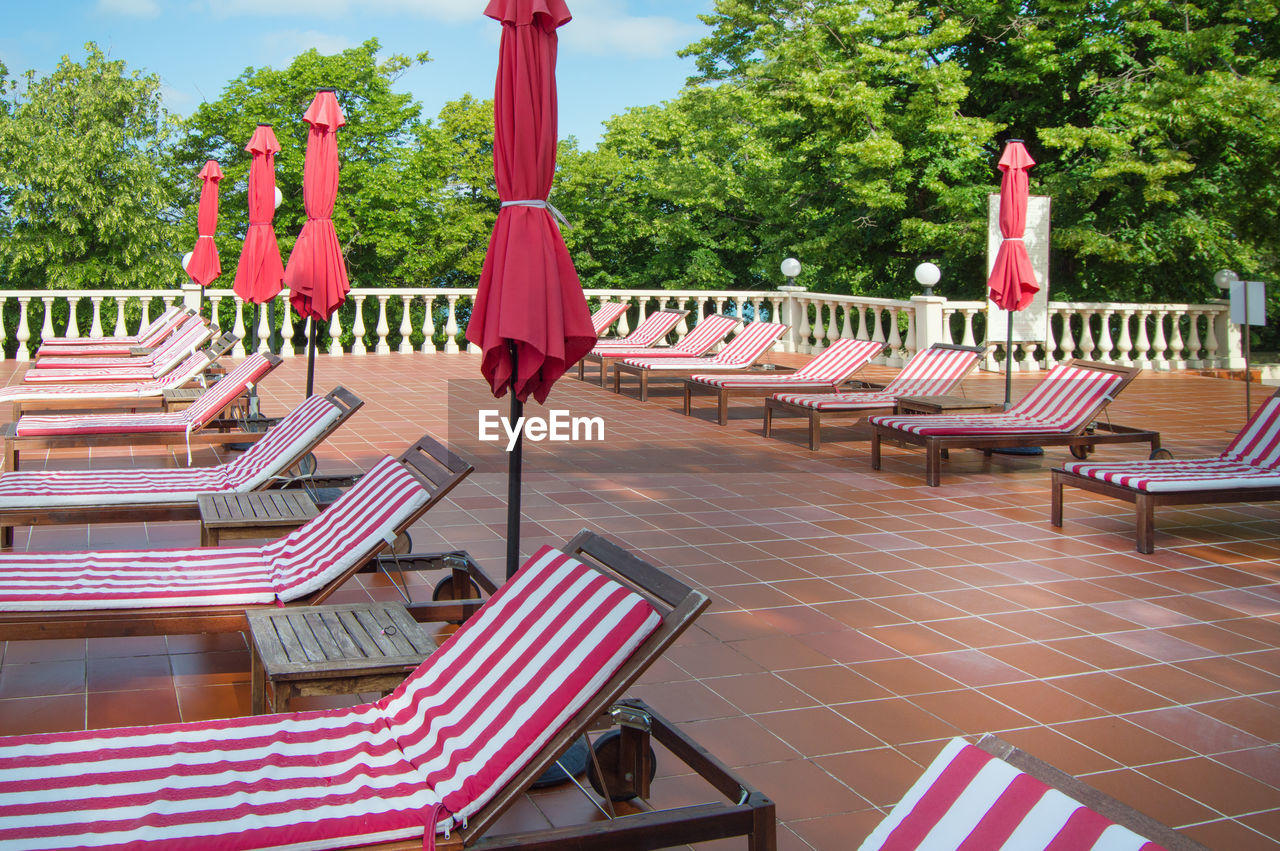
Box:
[0,44,180,290]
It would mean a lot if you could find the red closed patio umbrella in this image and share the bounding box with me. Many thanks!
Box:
[186,160,223,290]
[987,138,1039,408]
[467,0,595,578]
[233,124,285,318]
[284,89,350,398]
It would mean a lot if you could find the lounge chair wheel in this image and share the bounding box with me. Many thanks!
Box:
[392,531,413,555]
[1149,448,1173,460]
[296,452,318,477]
[431,573,483,624]
[1069,443,1093,460]
[587,729,656,802]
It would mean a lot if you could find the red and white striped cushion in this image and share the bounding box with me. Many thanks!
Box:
[593,312,736,356]
[0,395,342,507]
[690,338,882,389]
[869,364,1123,436]
[14,354,271,437]
[774,345,984,410]
[622,321,785,371]
[593,309,681,348]
[0,351,215,402]
[0,546,659,850]
[1060,392,1280,492]
[36,306,185,352]
[31,318,210,371]
[589,301,630,335]
[859,738,1166,850]
[0,454,425,611]
[773,390,901,411]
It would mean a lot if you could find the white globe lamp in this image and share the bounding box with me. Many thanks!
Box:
[915,262,941,297]
[780,257,801,282]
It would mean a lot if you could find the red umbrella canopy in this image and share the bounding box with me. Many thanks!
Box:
[284,90,350,322]
[986,140,1039,312]
[465,0,596,405]
[233,124,285,306]
[186,160,223,287]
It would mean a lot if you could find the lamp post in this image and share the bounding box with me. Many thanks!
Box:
[779,258,803,351]
[915,262,941,297]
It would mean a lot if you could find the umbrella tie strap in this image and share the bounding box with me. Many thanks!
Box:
[1001,237,1024,241]
[501,199,572,229]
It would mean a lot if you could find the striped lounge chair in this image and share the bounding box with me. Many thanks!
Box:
[0,530,777,851]
[859,735,1204,850]
[0,386,362,549]
[576,309,700,385]
[868,360,1159,486]
[0,332,239,421]
[2,353,281,471]
[34,305,188,355]
[682,337,885,425]
[22,316,214,383]
[588,300,630,335]
[0,435,472,642]
[1052,387,1280,553]
[765,343,987,449]
[612,320,787,401]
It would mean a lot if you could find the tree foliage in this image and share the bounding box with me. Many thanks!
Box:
[0,44,180,290]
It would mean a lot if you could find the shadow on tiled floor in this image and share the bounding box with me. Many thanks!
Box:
[1,353,1277,849]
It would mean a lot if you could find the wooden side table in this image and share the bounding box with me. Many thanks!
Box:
[894,395,1002,416]
[161,387,205,411]
[246,602,437,714]
[198,490,319,546]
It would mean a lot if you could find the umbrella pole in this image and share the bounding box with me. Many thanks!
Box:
[248,303,262,419]
[506,343,523,579]
[1004,314,1014,410]
[305,318,317,398]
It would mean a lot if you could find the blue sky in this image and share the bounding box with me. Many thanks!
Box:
[1,0,716,147]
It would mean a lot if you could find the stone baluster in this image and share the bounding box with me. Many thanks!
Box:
[420,294,437,353]
[279,307,295,357]
[941,308,957,345]
[886,307,904,366]
[444,296,461,353]
[1151,310,1170,370]
[398,296,415,353]
[614,296,631,336]
[768,295,782,327]
[1114,309,1134,366]
[210,296,226,335]
[753,297,765,324]
[1094,309,1115,363]
[327,313,343,356]
[255,303,272,354]
[697,297,711,320]
[960,309,978,347]
[810,300,827,351]
[1167,310,1186,370]
[713,296,727,318]
[840,303,854,340]
[347,296,366,354]
[903,307,917,361]
[231,298,247,357]
[374,295,391,354]
[1133,309,1152,368]
[89,297,104,339]
[1203,309,1221,366]
[1056,310,1076,363]
[795,298,812,354]
[16,297,32,361]
[114,298,129,338]
[1020,341,1039,371]
[40,297,57,347]
[672,299,689,344]
[870,307,887,363]
[65,296,82,340]
[825,301,840,344]
[1077,310,1096,361]
[855,304,869,341]
[1186,311,1204,368]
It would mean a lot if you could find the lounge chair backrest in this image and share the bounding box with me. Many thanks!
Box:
[180,353,277,427]
[221,390,359,490]
[148,315,210,360]
[1221,390,1280,468]
[606,310,685,347]
[154,332,239,390]
[1007,362,1127,431]
[135,306,189,347]
[590,301,630,335]
[265,455,430,599]
[710,321,787,365]
[791,338,884,381]
[379,544,662,831]
[673,313,738,355]
[882,343,986,397]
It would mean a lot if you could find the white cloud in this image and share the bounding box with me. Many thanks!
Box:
[558,0,701,59]
[210,0,477,22]
[97,0,160,17]
[266,29,358,61]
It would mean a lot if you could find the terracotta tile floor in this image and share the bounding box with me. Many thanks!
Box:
[2,352,1279,849]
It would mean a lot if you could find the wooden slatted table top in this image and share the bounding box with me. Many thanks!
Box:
[161,387,206,407]
[246,602,436,680]
[197,490,319,530]
[894,394,1003,415]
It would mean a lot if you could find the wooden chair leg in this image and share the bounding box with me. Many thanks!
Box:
[717,392,729,426]
[809,412,821,451]
[682,385,693,416]
[1136,493,1155,553]
[1050,471,1065,528]
[763,405,773,437]
[870,428,882,470]
[926,441,942,487]
[639,373,649,402]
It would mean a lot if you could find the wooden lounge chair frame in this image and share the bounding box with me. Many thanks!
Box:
[2,353,284,471]
[0,385,365,549]
[0,433,476,642]
[8,331,239,421]
[682,340,889,426]
[763,343,985,449]
[403,529,775,851]
[33,305,192,357]
[1051,466,1280,554]
[577,309,691,386]
[611,323,786,402]
[870,360,1159,486]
